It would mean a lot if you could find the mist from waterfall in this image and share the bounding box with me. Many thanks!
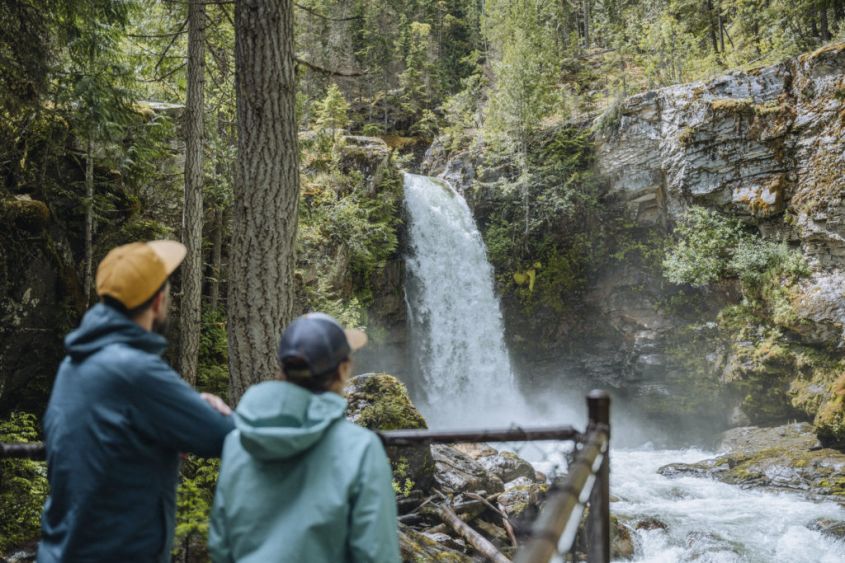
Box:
[402,173,531,427]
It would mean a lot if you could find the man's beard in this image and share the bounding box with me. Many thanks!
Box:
[152,316,170,336]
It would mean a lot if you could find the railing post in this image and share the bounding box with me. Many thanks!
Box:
[587,390,610,563]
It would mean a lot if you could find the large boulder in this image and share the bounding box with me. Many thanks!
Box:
[346,373,435,491]
[431,444,504,495]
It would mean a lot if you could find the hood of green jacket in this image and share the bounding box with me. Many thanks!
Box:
[235,381,347,461]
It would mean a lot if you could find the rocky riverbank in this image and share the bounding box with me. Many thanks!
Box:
[658,423,845,502]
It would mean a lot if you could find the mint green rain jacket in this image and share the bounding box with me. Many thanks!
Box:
[208,381,400,563]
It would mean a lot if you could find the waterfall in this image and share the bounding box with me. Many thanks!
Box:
[403,173,517,427]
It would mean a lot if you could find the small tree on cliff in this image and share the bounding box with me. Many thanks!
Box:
[315,83,349,143]
[227,0,300,401]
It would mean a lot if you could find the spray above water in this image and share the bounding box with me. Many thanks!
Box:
[403,173,523,427]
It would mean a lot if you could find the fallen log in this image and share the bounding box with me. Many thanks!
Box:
[433,503,511,563]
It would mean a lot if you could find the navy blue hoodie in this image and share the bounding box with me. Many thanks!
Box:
[38,303,234,562]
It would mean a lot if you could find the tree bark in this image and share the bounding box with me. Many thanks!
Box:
[209,206,224,311]
[228,0,300,401]
[582,0,590,49]
[819,0,831,41]
[83,136,94,307]
[706,0,719,53]
[180,0,206,386]
[834,0,844,23]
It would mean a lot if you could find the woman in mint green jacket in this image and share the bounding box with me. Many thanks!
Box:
[208,313,400,563]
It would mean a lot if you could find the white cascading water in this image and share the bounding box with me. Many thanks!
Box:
[403,173,521,427]
[402,172,845,561]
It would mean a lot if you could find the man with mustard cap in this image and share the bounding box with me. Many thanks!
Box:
[39,240,235,563]
[209,313,400,562]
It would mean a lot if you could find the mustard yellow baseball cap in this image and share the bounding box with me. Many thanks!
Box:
[96,240,186,309]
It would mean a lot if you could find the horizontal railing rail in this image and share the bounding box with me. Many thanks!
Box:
[0,391,611,563]
[378,425,581,446]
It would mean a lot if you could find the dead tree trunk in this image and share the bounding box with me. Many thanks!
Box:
[228,0,300,400]
[179,0,206,385]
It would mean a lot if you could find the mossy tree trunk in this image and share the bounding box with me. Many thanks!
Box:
[227,0,300,401]
[180,0,206,385]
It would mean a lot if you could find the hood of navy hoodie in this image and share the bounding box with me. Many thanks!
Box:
[64,303,167,361]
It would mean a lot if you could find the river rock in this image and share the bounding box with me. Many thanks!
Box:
[635,517,669,531]
[477,450,537,483]
[399,525,469,562]
[809,518,845,541]
[431,444,505,494]
[420,532,466,552]
[719,422,822,452]
[345,373,435,491]
[658,423,845,499]
[497,477,548,518]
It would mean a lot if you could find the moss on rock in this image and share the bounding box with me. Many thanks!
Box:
[346,373,434,491]
[0,196,50,232]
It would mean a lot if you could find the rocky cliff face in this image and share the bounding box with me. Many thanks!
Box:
[423,43,845,444]
[595,42,845,443]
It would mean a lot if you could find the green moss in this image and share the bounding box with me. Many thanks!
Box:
[349,373,427,431]
[678,126,696,146]
[0,197,50,231]
[710,98,754,115]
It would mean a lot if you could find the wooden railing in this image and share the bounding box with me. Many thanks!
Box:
[376,390,612,563]
[0,390,611,563]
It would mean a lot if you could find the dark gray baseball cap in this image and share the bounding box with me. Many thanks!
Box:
[277,313,367,377]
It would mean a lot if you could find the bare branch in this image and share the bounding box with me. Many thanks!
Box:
[295,56,365,77]
[294,2,362,22]
[154,18,190,77]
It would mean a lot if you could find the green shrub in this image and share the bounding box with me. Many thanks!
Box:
[662,207,745,286]
[663,206,808,298]
[173,457,220,560]
[0,412,48,553]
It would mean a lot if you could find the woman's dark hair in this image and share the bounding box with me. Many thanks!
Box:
[281,358,344,393]
[102,280,169,318]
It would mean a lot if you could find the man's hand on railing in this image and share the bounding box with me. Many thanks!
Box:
[201,392,233,416]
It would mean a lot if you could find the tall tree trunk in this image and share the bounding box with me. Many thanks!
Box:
[810,4,819,38]
[209,206,224,311]
[834,0,844,23]
[819,0,831,41]
[706,0,719,53]
[83,136,94,307]
[582,0,590,49]
[180,0,206,385]
[228,0,300,401]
